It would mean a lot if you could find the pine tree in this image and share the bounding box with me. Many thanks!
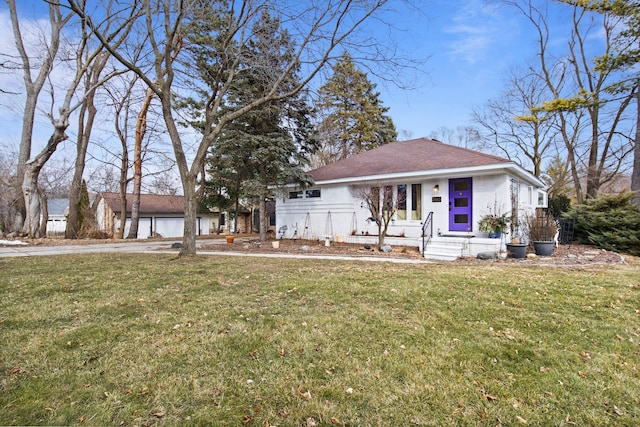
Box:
[315,52,397,165]
[202,10,316,240]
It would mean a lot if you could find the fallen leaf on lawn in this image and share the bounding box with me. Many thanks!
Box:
[81,355,99,366]
[478,388,498,401]
[539,366,550,373]
[278,408,289,418]
[250,348,258,356]
[613,405,624,416]
[330,417,344,425]
[305,418,317,426]
[150,411,166,418]
[242,415,251,425]
[580,351,591,360]
[578,371,587,378]
[298,390,312,400]
[516,415,528,424]
[78,416,88,423]
[8,366,23,374]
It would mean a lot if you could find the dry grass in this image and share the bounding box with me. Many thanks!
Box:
[1,254,639,426]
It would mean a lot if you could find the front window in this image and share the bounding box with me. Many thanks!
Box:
[377,183,422,221]
[397,185,407,220]
[411,184,422,220]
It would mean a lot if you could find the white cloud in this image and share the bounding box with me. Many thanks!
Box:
[443,1,509,64]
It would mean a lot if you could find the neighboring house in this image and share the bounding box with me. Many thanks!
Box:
[96,192,211,238]
[45,198,68,237]
[276,138,547,260]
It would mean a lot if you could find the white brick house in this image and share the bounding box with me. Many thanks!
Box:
[276,138,546,260]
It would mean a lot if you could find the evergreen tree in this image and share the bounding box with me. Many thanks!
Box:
[315,52,397,165]
[202,10,317,240]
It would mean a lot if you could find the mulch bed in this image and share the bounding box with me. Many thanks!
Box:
[3,235,629,265]
[200,237,629,266]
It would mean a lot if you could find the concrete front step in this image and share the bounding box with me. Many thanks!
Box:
[423,236,505,261]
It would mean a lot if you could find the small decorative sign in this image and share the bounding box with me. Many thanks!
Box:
[432,196,442,203]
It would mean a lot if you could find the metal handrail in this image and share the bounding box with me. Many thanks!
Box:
[421,211,434,256]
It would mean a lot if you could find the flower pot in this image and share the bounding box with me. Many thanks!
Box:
[488,232,502,238]
[271,241,280,249]
[225,235,235,244]
[506,243,527,259]
[533,241,554,256]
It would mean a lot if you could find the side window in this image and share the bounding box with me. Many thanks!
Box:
[289,191,303,199]
[306,189,321,198]
[537,190,547,207]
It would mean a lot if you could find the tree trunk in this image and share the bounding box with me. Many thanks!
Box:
[259,194,267,242]
[117,192,127,239]
[233,197,240,234]
[8,0,64,234]
[180,175,198,256]
[22,123,68,238]
[66,54,105,239]
[377,221,384,247]
[127,87,153,239]
[66,101,96,239]
[21,163,42,238]
[632,82,640,209]
[38,188,48,238]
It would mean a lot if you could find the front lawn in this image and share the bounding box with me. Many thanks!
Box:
[1,254,638,426]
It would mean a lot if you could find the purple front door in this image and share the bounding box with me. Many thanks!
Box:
[449,178,472,232]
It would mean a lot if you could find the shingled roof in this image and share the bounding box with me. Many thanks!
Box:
[309,138,512,182]
[100,192,185,215]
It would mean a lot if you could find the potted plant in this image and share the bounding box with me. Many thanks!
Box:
[505,212,527,258]
[528,210,556,256]
[505,237,527,258]
[478,212,510,238]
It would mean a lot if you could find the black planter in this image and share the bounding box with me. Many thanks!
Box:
[506,243,527,259]
[533,241,554,256]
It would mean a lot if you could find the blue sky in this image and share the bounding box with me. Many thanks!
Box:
[0,0,572,154]
[374,0,551,139]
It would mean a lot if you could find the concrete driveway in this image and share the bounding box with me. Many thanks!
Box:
[0,239,185,258]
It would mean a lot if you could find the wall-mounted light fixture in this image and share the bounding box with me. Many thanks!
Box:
[433,184,439,194]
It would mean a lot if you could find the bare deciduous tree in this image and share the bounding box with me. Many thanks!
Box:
[8,0,71,234]
[10,0,131,238]
[68,0,394,255]
[472,67,557,178]
[507,0,636,202]
[351,184,404,247]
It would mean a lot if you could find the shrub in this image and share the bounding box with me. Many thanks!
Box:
[528,209,557,242]
[565,192,640,256]
[548,193,571,218]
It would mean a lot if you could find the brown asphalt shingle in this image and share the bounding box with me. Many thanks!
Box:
[309,138,511,182]
[100,192,185,215]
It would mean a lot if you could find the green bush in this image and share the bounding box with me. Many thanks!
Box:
[548,193,571,218]
[566,192,640,256]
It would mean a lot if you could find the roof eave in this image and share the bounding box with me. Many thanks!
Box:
[306,163,544,187]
